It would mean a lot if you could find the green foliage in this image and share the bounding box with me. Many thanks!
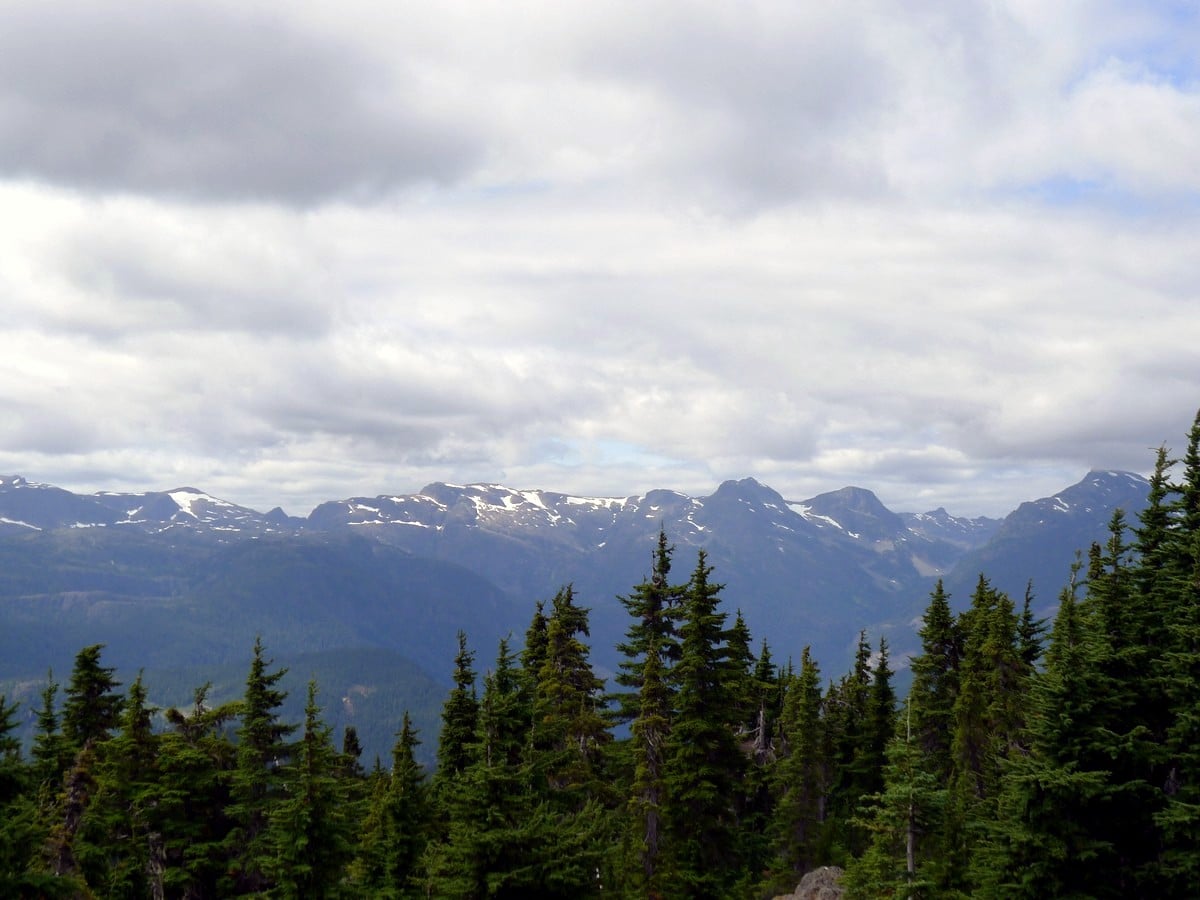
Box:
[156,684,239,898]
[974,581,1121,898]
[224,636,297,895]
[766,646,825,891]
[62,643,124,751]
[661,550,746,899]
[73,672,160,898]
[263,680,354,899]
[908,580,960,783]
[843,700,947,900]
[433,630,479,797]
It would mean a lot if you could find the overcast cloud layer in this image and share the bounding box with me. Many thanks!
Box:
[2,0,1198,517]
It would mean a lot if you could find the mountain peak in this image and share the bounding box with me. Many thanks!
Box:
[709,477,786,506]
[800,486,903,542]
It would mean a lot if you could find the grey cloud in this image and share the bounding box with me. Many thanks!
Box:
[0,3,482,204]
[0,401,99,455]
[227,341,597,466]
[577,3,893,206]
[49,231,333,339]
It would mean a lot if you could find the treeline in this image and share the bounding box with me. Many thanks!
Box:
[3,414,1200,898]
[0,542,894,898]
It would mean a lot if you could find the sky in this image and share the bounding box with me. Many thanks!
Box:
[1,0,1199,518]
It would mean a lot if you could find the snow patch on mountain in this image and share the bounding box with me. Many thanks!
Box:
[0,516,40,530]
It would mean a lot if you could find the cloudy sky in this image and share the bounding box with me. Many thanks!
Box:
[1,0,1198,518]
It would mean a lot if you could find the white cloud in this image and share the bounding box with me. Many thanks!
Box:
[0,1,1196,517]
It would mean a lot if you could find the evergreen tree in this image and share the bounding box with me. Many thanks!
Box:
[263,680,353,899]
[950,577,1026,803]
[1080,511,1166,891]
[529,585,610,800]
[908,580,960,784]
[351,769,395,895]
[1155,529,1200,891]
[1150,412,1200,893]
[0,693,60,897]
[623,618,672,897]
[843,699,947,900]
[386,713,431,897]
[341,726,366,780]
[424,639,545,898]
[0,691,22,807]
[526,589,611,895]
[611,529,681,726]
[766,647,825,892]
[30,671,69,790]
[726,609,757,735]
[433,630,479,800]
[945,576,1027,892]
[751,640,781,756]
[865,638,897,796]
[157,684,240,899]
[822,630,875,860]
[737,637,780,892]
[225,636,296,895]
[348,715,427,897]
[61,644,123,751]
[38,645,124,889]
[1017,581,1047,669]
[976,579,1121,898]
[519,600,550,729]
[611,530,682,895]
[74,672,160,898]
[662,551,746,898]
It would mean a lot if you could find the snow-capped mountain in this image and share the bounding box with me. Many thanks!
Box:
[0,475,293,535]
[0,468,1151,703]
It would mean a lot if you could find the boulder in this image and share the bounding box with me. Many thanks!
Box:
[773,865,845,900]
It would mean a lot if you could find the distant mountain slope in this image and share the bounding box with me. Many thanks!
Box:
[0,468,1152,761]
[942,470,1151,614]
[303,476,1004,669]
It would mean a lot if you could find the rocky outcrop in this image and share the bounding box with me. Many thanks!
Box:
[773,865,845,900]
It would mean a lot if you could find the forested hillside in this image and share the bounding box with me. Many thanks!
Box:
[2,414,1199,898]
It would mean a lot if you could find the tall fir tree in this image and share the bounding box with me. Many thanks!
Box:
[843,697,947,900]
[0,693,63,898]
[61,644,124,752]
[156,684,240,899]
[611,530,682,896]
[611,529,682,726]
[30,671,69,792]
[386,712,431,897]
[224,636,296,895]
[976,577,1121,898]
[766,646,826,892]
[946,576,1028,893]
[433,630,480,801]
[425,639,546,899]
[73,672,160,899]
[529,585,610,800]
[822,630,875,860]
[908,580,960,785]
[661,550,746,898]
[263,680,354,899]
[1154,417,1200,894]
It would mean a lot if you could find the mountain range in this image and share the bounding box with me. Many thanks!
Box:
[0,469,1151,762]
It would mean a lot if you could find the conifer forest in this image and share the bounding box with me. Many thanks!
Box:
[5,413,1200,899]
